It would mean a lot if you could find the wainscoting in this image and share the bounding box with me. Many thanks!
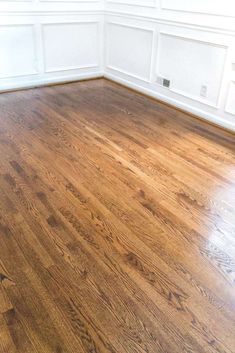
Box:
[104,1,235,132]
[0,0,104,91]
[0,0,235,132]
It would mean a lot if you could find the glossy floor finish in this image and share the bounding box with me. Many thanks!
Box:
[0,79,235,353]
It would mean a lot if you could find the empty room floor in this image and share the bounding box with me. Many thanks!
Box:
[0,79,235,353]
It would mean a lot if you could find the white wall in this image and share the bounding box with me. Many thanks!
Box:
[0,0,104,91]
[104,1,235,132]
[1,1,235,132]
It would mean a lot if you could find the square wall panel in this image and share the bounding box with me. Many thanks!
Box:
[43,22,99,73]
[0,25,37,79]
[106,23,153,81]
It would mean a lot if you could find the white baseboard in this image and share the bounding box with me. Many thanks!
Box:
[0,71,104,93]
[1,70,234,134]
[104,72,235,133]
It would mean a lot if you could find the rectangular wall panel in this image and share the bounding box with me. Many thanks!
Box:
[43,22,100,73]
[106,23,153,81]
[157,33,227,107]
[0,25,37,79]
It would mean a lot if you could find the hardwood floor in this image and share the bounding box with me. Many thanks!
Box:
[0,78,234,353]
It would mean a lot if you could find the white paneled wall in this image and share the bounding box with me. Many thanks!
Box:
[43,22,100,72]
[0,25,37,79]
[104,2,235,132]
[1,1,235,132]
[0,0,104,91]
[157,32,227,107]
[106,23,154,81]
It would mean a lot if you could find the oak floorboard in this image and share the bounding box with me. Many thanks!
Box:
[0,79,234,353]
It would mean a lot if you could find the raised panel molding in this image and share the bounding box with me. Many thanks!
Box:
[106,22,154,81]
[42,21,100,73]
[156,31,228,108]
[0,24,38,79]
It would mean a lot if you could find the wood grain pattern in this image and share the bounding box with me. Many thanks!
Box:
[0,78,234,353]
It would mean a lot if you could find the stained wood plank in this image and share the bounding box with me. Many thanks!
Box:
[0,79,234,353]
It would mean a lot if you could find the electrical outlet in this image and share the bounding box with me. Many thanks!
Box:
[200,85,208,98]
[156,76,164,85]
